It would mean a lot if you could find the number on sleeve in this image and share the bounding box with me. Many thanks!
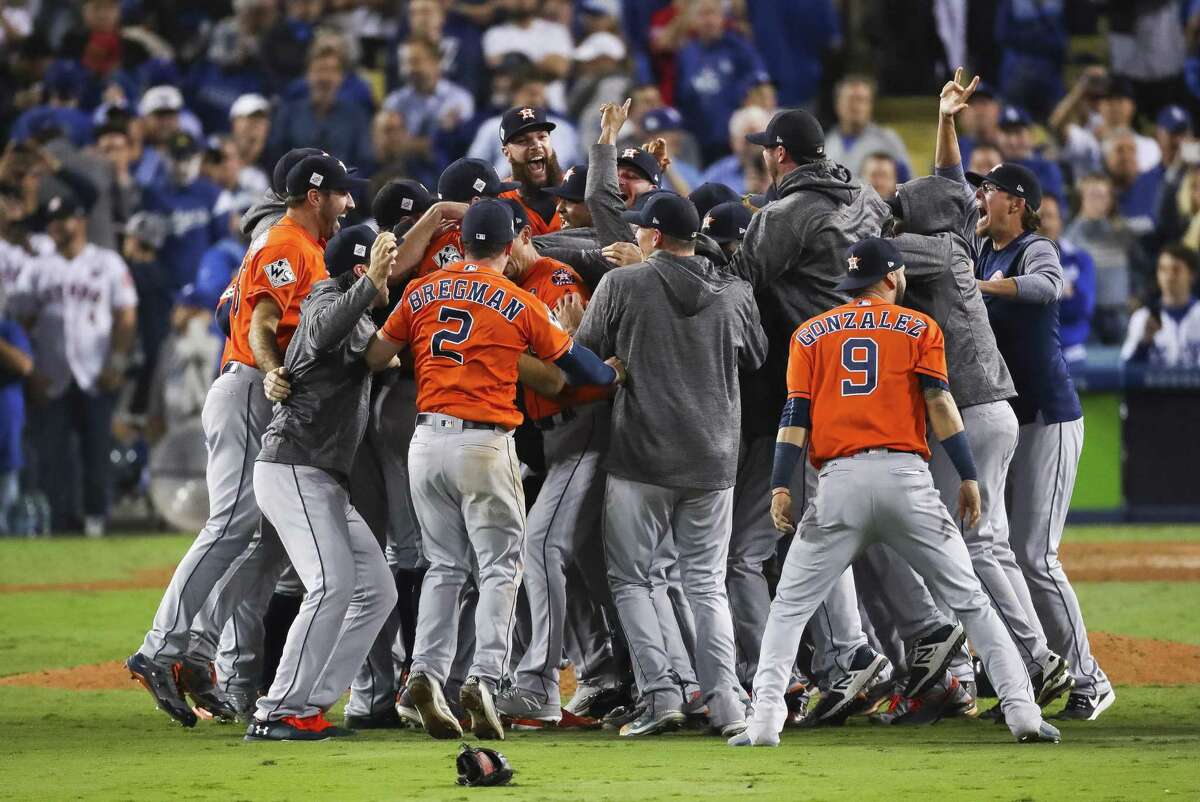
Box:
[840,337,877,396]
[431,307,474,364]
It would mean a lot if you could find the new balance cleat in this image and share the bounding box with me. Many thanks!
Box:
[406,672,463,739]
[904,622,966,697]
[125,652,197,728]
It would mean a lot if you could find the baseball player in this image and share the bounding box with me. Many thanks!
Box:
[701,200,752,259]
[733,237,1061,747]
[497,106,565,235]
[365,199,623,740]
[933,70,1114,721]
[245,224,400,741]
[126,153,363,727]
[574,191,767,738]
[541,164,591,230]
[389,158,517,280]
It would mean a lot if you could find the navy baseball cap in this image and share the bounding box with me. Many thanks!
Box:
[643,107,684,134]
[965,162,1043,211]
[285,153,368,196]
[998,105,1032,129]
[972,80,999,100]
[324,223,384,278]
[372,179,432,229]
[746,109,825,161]
[500,106,556,144]
[462,198,517,246]
[1157,104,1193,134]
[272,148,326,195]
[438,158,520,203]
[689,182,739,218]
[1100,76,1136,100]
[702,201,752,244]
[543,164,587,202]
[620,192,700,240]
[836,237,906,291]
[616,146,661,185]
[501,197,530,232]
[41,192,84,221]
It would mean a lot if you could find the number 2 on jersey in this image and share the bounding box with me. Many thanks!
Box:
[431,307,474,364]
[840,337,877,396]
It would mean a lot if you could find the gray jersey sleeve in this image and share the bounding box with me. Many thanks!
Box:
[585,144,636,247]
[304,278,380,353]
[537,245,612,289]
[738,283,769,372]
[574,272,618,358]
[727,203,802,289]
[1012,240,1063,304]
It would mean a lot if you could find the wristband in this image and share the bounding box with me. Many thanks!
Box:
[771,441,803,492]
[940,430,978,481]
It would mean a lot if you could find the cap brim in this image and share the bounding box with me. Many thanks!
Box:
[964,171,987,187]
[542,186,584,202]
[493,180,522,195]
[745,131,774,146]
[619,209,646,226]
[502,121,556,144]
[327,176,371,194]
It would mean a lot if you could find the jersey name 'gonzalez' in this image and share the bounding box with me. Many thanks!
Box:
[405,274,527,322]
[793,306,929,346]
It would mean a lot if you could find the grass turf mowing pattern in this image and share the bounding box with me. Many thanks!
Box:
[0,534,193,585]
[1,686,1198,801]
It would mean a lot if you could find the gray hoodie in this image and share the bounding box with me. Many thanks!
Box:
[727,159,890,427]
[575,251,766,490]
[241,190,287,242]
[257,275,380,478]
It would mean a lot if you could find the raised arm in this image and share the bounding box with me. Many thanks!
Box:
[935,67,978,171]
[308,233,396,352]
[586,100,637,247]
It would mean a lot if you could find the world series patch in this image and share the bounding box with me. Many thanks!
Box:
[265,258,296,288]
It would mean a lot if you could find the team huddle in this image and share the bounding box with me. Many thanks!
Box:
[125,70,1110,747]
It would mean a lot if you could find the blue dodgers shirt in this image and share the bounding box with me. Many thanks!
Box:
[142,177,226,290]
[0,320,31,473]
[977,231,1083,425]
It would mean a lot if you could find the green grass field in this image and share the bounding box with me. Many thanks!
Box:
[2,526,1199,801]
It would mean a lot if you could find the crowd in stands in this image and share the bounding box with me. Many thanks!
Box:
[0,0,1199,537]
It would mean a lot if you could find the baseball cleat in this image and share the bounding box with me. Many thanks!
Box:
[618,703,685,737]
[904,622,966,697]
[243,712,355,742]
[715,719,748,738]
[727,718,780,747]
[564,679,629,719]
[801,647,890,727]
[343,708,405,730]
[460,676,505,740]
[1053,688,1116,721]
[1016,720,1062,744]
[784,680,811,727]
[495,687,562,728]
[125,652,198,728]
[1032,653,1075,708]
[177,658,239,723]
[601,701,645,731]
[871,673,977,725]
[406,672,463,740]
[395,688,422,728]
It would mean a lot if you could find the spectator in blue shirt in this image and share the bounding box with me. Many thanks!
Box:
[140,133,225,290]
[260,0,323,94]
[700,105,772,194]
[395,0,489,104]
[1148,105,1194,244]
[641,106,704,193]
[674,0,767,164]
[0,297,33,535]
[1040,195,1096,363]
[10,61,94,148]
[184,0,274,135]
[995,0,1067,120]
[1105,128,1159,237]
[744,0,840,107]
[267,37,373,174]
[996,105,1066,209]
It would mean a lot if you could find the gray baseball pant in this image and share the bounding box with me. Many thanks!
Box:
[139,363,273,664]
[407,416,526,691]
[929,400,1055,675]
[603,475,743,727]
[1007,416,1110,694]
[252,462,396,720]
[512,404,609,704]
[562,559,622,682]
[655,537,700,689]
[726,436,779,685]
[751,451,1042,739]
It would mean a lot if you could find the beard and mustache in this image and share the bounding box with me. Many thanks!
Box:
[511,151,564,196]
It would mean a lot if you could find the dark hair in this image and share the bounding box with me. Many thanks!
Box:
[657,232,695,252]
[464,240,509,260]
[1162,242,1199,275]
[863,151,897,167]
[1021,204,1041,232]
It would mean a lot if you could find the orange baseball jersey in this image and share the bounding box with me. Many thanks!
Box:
[500,189,563,236]
[415,226,465,278]
[221,216,328,369]
[518,257,589,421]
[786,297,947,468]
[380,260,573,429]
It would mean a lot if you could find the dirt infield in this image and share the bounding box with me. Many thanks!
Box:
[0,567,176,594]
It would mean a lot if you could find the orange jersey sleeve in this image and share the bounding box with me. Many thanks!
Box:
[518,258,591,421]
[415,227,464,278]
[789,299,942,468]
[380,261,572,429]
[221,217,327,369]
[500,190,563,235]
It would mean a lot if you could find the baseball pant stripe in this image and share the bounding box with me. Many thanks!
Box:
[151,380,254,663]
[264,466,326,718]
[498,440,526,681]
[1042,425,1086,669]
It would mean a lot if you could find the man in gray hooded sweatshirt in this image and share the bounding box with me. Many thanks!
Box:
[575,192,767,738]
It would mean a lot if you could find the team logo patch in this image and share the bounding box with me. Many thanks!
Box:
[550,268,575,286]
[622,148,639,159]
[519,107,536,120]
[353,244,367,257]
[989,270,1005,281]
[401,198,414,211]
[702,214,714,232]
[473,178,487,193]
[265,257,296,288]
[562,167,576,182]
[847,256,860,272]
[434,244,463,267]
[309,172,324,187]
